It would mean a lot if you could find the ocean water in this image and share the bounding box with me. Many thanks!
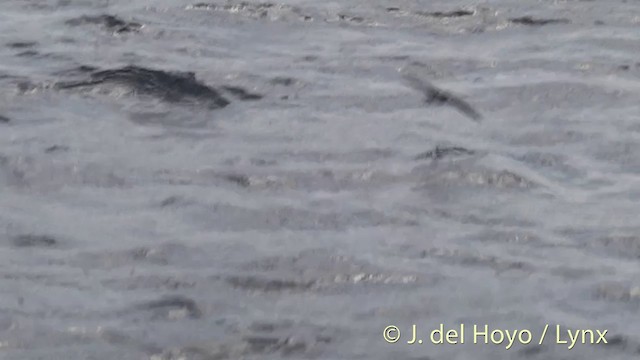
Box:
[1,0,640,359]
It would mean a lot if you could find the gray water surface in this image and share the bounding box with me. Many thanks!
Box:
[1,0,640,359]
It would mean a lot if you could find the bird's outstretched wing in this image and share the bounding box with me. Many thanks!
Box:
[401,71,482,122]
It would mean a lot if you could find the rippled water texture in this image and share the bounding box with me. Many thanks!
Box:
[1,0,640,359]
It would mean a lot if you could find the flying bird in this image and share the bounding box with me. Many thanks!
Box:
[400,68,483,122]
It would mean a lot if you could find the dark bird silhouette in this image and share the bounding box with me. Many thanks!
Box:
[400,70,482,122]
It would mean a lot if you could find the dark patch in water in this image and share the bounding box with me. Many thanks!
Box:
[13,50,69,61]
[221,85,263,100]
[55,65,230,108]
[159,196,183,207]
[416,10,474,18]
[189,2,217,9]
[420,247,533,273]
[243,336,281,351]
[0,115,9,124]
[415,146,475,160]
[617,63,640,71]
[16,50,39,57]
[518,346,543,356]
[135,295,203,319]
[602,334,627,348]
[65,14,143,33]
[250,158,277,166]
[402,73,482,121]
[11,234,58,248]
[385,7,473,18]
[188,2,312,21]
[242,336,307,355]
[6,42,37,49]
[414,164,535,189]
[102,275,197,291]
[509,16,570,26]
[152,333,313,359]
[337,14,365,23]
[44,145,69,153]
[223,174,251,187]
[379,55,411,61]
[269,76,296,86]
[226,275,315,292]
[249,321,293,332]
[52,65,99,77]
